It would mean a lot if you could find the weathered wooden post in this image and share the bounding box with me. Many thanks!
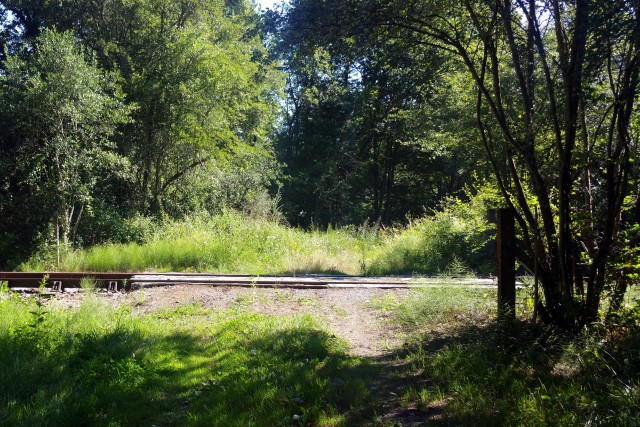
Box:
[496,208,516,318]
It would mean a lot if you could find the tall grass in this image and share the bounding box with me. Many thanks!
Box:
[21,211,380,274]
[371,286,497,327]
[21,208,491,276]
[367,197,494,276]
[382,288,640,426]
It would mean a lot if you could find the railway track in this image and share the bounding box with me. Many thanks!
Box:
[0,272,497,292]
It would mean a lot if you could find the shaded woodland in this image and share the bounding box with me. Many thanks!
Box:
[1,0,639,329]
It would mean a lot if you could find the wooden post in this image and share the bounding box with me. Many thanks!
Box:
[533,207,539,322]
[496,208,516,318]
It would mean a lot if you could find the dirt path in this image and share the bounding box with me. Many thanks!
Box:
[55,285,411,357]
[49,285,449,425]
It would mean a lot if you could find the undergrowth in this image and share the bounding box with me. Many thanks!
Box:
[21,211,378,275]
[0,294,377,426]
[381,288,640,426]
[1,284,639,426]
[20,208,492,276]
[370,286,496,327]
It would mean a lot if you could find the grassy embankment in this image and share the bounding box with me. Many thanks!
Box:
[1,283,638,425]
[21,209,491,276]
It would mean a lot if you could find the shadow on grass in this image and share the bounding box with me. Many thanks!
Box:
[2,297,638,427]
[186,328,380,426]
[367,318,640,426]
[0,305,381,426]
[0,324,186,426]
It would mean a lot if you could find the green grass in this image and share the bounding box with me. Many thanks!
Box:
[366,195,496,276]
[371,286,497,327]
[378,287,640,426]
[1,284,639,426]
[0,294,378,426]
[393,320,640,426]
[20,209,491,276]
[21,211,379,275]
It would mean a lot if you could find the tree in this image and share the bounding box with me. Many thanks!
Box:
[92,0,283,215]
[0,29,130,259]
[275,0,640,327]
[368,0,640,328]
[273,0,487,226]
[0,0,284,229]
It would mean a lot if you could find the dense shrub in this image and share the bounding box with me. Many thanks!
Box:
[367,193,496,276]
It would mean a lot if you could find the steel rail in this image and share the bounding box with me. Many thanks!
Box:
[0,272,497,291]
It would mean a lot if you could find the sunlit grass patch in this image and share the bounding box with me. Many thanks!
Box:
[371,285,496,328]
[23,211,383,275]
[0,296,378,426]
[20,208,493,276]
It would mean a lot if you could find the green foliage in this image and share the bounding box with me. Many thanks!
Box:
[76,205,156,245]
[0,29,131,264]
[6,29,130,236]
[38,274,48,293]
[271,0,640,327]
[20,201,499,275]
[109,0,283,215]
[380,288,640,425]
[273,1,489,226]
[0,296,377,426]
[1,0,637,333]
[368,189,498,276]
[405,324,640,425]
[21,210,381,274]
[2,277,639,425]
[0,0,285,268]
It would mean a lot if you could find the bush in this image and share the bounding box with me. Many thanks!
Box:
[368,192,496,276]
[75,201,156,245]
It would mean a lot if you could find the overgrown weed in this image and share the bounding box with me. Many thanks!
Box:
[373,286,496,328]
[79,277,97,293]
[20,206,492,276]
[367,195,495,276]
[22,211,383,275]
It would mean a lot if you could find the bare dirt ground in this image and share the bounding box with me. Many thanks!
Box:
[54,285,411,357]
